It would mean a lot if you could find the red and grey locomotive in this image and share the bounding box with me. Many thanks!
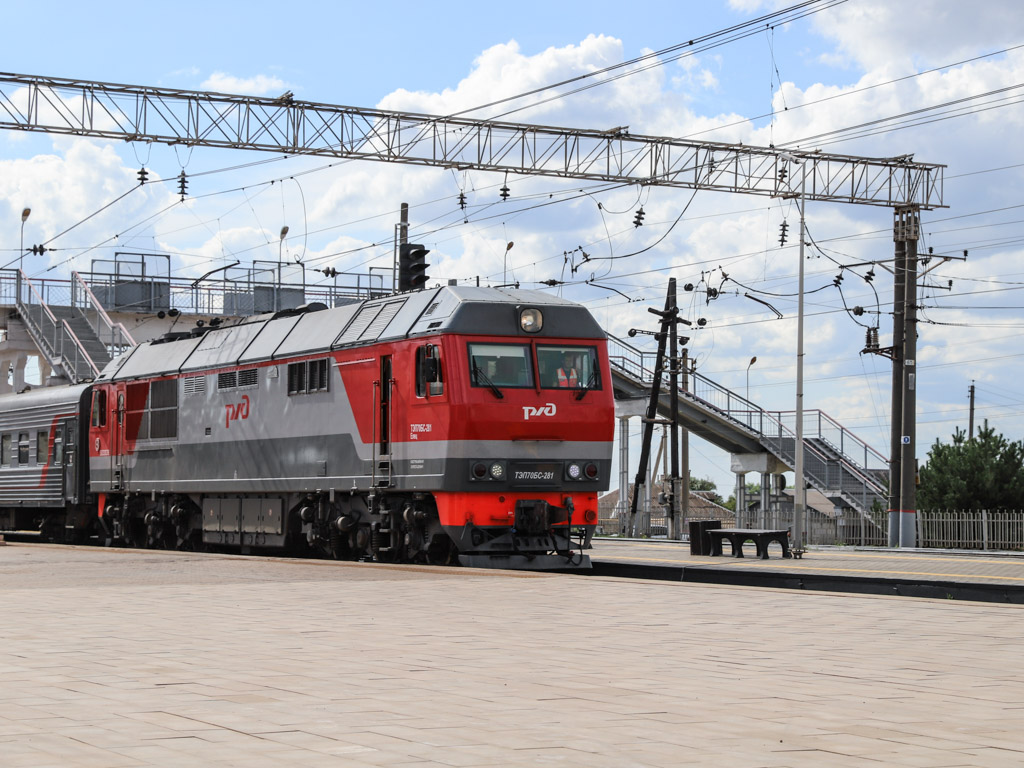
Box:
[0,286,614,569]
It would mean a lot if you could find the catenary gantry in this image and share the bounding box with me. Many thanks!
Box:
[0,72,943,209]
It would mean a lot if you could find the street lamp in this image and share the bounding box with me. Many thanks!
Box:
[278,226,289,262]
[19,207,30,275]
[746,356,757,402]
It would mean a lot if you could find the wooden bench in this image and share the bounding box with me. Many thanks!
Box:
[707,529,793,560]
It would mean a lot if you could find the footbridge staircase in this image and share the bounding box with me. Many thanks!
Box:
[607,334,888,522]
[13,271,135,383]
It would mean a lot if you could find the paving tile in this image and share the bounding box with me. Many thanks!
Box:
[3,543,1024,766]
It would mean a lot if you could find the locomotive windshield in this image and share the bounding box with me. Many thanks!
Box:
[468,343,533,388]
[538,345,601,390]
[467,343,602,391]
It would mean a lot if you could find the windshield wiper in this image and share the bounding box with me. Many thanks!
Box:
[472,358,504,399]
[574,371,598,401]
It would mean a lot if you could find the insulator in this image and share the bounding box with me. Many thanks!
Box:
[178,170,188,199]
[778,166,788,182]
[633,207,645,227]
[137,167,148,184]
[499,184,510,201]
[778,220,789,246]
[458,191,467,210]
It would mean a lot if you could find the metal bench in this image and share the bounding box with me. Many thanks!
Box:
[707,528,793,560]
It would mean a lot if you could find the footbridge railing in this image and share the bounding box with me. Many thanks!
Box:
[607,333,887,513]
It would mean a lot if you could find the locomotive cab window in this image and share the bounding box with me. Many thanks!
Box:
[91,389,107,427]
[416,344,444,397]
[468,343,533,388]
[537,345,602,390]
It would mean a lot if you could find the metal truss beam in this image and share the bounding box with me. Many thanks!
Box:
[0,72,945,209]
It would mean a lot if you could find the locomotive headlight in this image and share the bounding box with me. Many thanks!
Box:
[519,307,543,333]
[567,462,582,480]
[489,462,505,480]
[471,462,488,480]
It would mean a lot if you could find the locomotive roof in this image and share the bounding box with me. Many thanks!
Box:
[99,285,605,382]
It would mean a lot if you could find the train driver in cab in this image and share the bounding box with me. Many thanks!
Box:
[556,352,578,388]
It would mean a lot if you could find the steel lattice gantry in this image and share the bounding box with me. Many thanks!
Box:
[0,72,943,209]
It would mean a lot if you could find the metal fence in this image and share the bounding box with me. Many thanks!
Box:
[918,510,1024,550]
[597,509,1024,551]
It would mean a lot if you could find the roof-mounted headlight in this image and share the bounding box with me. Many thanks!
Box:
[519,307,543,333]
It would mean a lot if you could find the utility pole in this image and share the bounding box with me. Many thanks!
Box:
[968,382,976,439]
[680,347,690,531]
[668,279,681,540]
[394,203,409,293]
[887,223,907,547]
[899,211,919,547]
[628,278,691,538]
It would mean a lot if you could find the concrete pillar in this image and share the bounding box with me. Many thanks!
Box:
[617,416,630,534]
[0,360,11,395]
[760,472,770,529]
[734,473,745,528]
[12,353,27,392]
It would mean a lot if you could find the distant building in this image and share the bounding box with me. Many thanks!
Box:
[598,482,734,536]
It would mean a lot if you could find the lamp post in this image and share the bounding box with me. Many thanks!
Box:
[19,207,30,275]
[503,241,514,284]
[276,226,289,312]
[745,356,757,403]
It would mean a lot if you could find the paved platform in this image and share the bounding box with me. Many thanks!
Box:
[591,538,1024,601]
[3,543,1024,767]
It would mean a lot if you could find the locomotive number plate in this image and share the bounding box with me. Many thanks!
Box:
[508,462,561,485]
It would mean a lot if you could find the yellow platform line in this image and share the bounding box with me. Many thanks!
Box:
[608,555,1024,583]
[599,543,1023,566]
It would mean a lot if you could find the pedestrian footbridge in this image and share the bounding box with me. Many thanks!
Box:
[607,334,888,524]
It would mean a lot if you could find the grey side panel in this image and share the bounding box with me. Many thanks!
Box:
[236,315,302,365]
[181,322,267,372]
[112,336,203,380]
[275,304,361,358]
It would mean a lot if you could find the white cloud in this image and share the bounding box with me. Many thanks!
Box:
[201,72,288,96]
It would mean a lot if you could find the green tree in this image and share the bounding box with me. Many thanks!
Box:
[689,476,726,506]
[724,482,761,513]
[918,424,1024,510]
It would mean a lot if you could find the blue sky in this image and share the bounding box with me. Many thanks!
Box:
[2,0,1023,496]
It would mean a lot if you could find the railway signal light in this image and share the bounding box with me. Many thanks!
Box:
[398,243,430,291]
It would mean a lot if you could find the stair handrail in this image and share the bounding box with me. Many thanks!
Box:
[60,319,99,379]
[16,271,98,382]
[17,270,63,360]
[608,333,886,470]
[607,332,887,506]
[71,271,136,354]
